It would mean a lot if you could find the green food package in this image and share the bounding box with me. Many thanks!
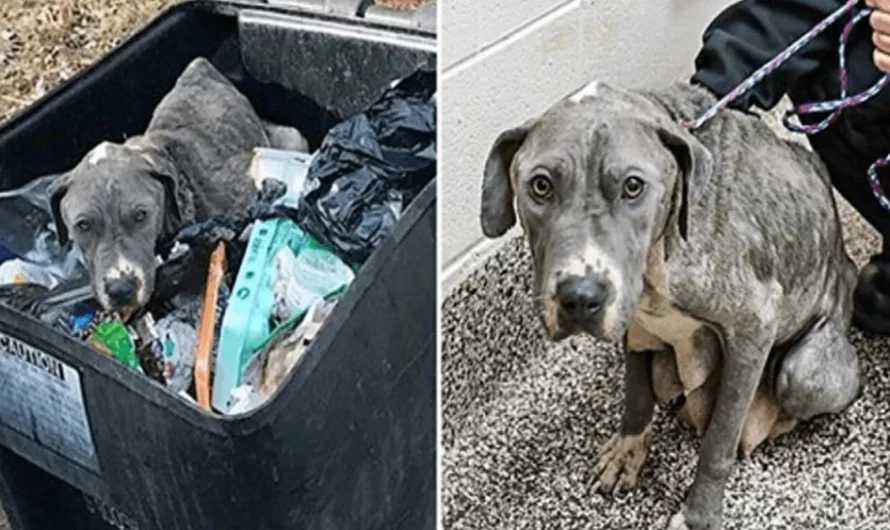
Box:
[88,319,140,371]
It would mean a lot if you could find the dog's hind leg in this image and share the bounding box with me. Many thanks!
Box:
[775,316,860,422]
[262,121,310,153]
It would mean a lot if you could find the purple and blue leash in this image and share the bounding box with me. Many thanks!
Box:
[684,0,890,212]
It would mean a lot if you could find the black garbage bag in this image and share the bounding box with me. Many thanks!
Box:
[152,179,287,310]
[0,283,51,314]
[292,68,436,265]
[0,277,99,336]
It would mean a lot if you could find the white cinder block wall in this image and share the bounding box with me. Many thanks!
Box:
[440,0,735,289]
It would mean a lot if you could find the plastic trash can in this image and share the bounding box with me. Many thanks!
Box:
[0,1,437,529]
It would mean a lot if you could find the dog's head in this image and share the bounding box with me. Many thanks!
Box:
[48,139,185,315]
[480,81,712,342]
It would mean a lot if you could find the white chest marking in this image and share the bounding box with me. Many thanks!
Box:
[632,289,717,393]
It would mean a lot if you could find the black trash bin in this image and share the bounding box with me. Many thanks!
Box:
[0,2,437,529]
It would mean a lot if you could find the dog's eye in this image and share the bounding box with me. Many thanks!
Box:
[529,175,553,200]
[622,176,645,199]
[75,220,91,233]
[134,209,148,223]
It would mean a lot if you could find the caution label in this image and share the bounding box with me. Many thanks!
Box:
[0,331,99,472]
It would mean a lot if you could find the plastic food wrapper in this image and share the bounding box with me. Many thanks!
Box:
[270,237,353,326]
[260,297,338,399]
[155,313,199,392]
[223,296,338,416]
[0,175,85,285]
[83,316,141,371]
[135,309,197,392]
[141,282,229,393]
[226,384,265,415]
[292,69,436,265]
[249,147,316,210]
[0,259,61,288]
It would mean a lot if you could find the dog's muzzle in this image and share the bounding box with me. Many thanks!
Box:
[556,275,608,321]
[104,276,141,310]
[544,274,611,340]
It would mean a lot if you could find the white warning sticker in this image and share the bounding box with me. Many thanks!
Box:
[0,331,99,472]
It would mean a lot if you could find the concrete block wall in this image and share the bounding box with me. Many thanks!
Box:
[440,0,735,288]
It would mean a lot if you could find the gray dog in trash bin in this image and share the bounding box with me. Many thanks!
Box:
[47,57,309,314]
[479,80,861,530]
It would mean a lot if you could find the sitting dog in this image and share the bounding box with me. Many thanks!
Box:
[48,57,308,314]
[480,80,861,530]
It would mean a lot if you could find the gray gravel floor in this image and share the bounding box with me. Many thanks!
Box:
[441,101,890,530]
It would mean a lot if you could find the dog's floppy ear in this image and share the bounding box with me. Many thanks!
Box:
[657,124,713,248]
[129,140,194,239]
[47,173,72,245]
[481,120,534,238]
[148,154,187,238]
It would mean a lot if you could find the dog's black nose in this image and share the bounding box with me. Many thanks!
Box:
[106,278,137,306]
[556,276,608,321]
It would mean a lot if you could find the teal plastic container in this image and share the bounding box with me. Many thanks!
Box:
[212,218,305,411]
[212,217,354,412]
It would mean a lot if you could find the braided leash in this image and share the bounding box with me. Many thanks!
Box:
[685,0,890,212]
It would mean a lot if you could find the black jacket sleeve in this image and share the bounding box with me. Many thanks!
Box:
[690,0,849,111]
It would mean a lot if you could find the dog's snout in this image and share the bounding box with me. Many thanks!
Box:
[105,277,138,306]
[556,276,608,322]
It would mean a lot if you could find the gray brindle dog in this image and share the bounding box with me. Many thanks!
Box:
[48,57,308,314]
[480,80,861,530]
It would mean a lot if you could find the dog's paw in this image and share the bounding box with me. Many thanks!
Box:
[666,507,721,530]
[591,428,653,495]
[666,511,691,530]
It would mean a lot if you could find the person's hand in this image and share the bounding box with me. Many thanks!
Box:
[868,0,890,72]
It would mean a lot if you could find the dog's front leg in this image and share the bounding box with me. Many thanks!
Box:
[667,331,771,530]
[592,342,655,495]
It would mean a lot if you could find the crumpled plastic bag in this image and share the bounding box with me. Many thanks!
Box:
[0,283,52,314]
[292,69,436,265]
[0,175,85,285]
[0,276,99,335]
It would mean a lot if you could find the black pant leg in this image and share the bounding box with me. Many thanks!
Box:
[804,117,890,251]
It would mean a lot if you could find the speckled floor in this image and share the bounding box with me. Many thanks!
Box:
[441,100,890,530]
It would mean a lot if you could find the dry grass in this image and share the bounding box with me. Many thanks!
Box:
[0,0,429,123]
[0,0,179,121]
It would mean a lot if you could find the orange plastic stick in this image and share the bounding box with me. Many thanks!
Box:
[195,243,227,411]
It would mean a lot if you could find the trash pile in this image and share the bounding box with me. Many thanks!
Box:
[0,69,436,415]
